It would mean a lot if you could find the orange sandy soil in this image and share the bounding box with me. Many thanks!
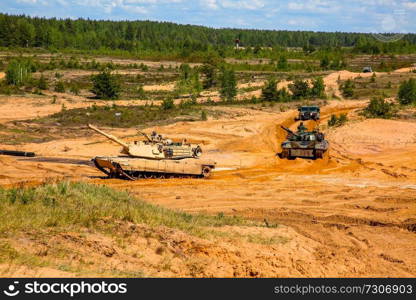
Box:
[0,70,416,277]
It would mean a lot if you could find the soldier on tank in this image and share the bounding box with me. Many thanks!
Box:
[297,122,307,133]
[151,131,158,142]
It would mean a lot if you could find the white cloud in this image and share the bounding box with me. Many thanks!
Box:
[201,0,219,10]
[287,0,341,13]
[220,0,265,10]
[74,0,149,14]
[201,0,265,10]
[16,0,39,4]
[403,1,416,10]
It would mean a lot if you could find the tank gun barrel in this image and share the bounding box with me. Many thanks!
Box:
[280,125,299,137]
[88,124,129,149]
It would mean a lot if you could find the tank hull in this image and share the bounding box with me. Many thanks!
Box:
[92,156,215,180]
[279,141,329,160]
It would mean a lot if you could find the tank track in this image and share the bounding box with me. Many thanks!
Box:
[93,158,209,180]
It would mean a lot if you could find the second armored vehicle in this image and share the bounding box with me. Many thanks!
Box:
[295,106,320,121]
[362,66,373,73]
[88,124,215,180]
[278,124,329,160]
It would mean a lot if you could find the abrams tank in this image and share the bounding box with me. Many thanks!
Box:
[88,124,215,180]
[278,125,329,160]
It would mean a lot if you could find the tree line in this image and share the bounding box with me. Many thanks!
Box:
[1,13,416,59]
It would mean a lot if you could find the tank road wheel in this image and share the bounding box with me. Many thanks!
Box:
[143,173,156,179]
[315,150,324,159]
[278,150,288,159]
[201,166,212,178]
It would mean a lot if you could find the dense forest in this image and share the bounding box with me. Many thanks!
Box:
[1,13,416,59]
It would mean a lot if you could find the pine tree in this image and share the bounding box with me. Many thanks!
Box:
[91,70,120,100]
[201,64,216,89]
[38,74,48,90]
[55,81,65,93]
[219,68,237,102]
[288,79,310,99]
[277,56,288,70]
[341,79,355,98]
[320,56,330,70]
[398,78,416,105]
[261,77,278,101]
[310,77,325,98]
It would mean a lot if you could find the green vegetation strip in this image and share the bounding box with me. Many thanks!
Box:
[34,105,205,128]
[0,182,253,237]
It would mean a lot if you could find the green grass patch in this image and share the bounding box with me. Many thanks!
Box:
[0,181,253,238]
[346,73,416,99]
[33,104,209,128]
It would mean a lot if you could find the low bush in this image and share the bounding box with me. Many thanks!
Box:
[363,97,396,119]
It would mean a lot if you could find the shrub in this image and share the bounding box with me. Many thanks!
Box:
[341,79,354,98]
[363,97,395,119]
[175,65,202,96]
[276,87,291,102]
[37,74,48,90]
[288,79,309,99]
[91,70,120,100]
[261,77,278,101]
[397,78,416,105]
[310,77,325,98]
[139,63,148,71]
[201,110,207,121]
[161,98,175,110]
[69,83,80,95]
[54,81,65,93]
[200,63,216,89]
[327,114,348,127]
[320,56,330,70]
[136,84,146,99]
[277,56,288,70]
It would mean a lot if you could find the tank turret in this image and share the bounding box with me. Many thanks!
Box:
[88,124,201,160]
[278,125,329,160]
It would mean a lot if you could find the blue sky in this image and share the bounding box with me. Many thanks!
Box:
[1,0,416,33]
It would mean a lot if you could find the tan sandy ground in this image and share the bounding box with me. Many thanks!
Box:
[0,95,416,277]
[0,67,416,277]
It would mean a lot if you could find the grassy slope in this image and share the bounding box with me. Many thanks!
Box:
[0,182,287,277]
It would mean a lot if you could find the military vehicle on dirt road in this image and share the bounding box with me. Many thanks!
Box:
[278,124,329,160]
[88,124,216,180]
[362,66,373,73]
[295,106,321,121]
